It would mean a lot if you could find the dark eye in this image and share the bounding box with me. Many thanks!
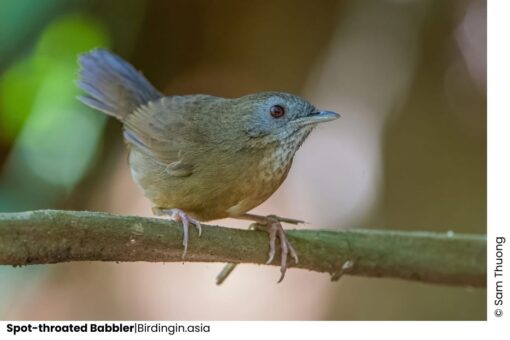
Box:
[270,105,285,118]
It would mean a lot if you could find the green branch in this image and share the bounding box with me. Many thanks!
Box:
[0,210,486,287]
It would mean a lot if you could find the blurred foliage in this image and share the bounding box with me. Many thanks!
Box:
[0,12,111,315]
[0,0,66,64]
[0,15,109,210]
[0,15,109,140]
[0,58,41,142]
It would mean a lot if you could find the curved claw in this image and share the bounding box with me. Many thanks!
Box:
[255,217,298,283]
[180,215,189,258]
[277,227,288,282]
[195,221,202,237]
[216,215,300,284]
[266,224,278,264]
[153,207,202,258]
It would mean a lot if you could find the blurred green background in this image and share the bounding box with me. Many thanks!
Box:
[0,0,486,320]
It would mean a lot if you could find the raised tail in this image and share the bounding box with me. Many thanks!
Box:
[77,49,161,120]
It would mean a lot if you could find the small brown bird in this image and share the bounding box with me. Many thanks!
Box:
[77,49,339,282]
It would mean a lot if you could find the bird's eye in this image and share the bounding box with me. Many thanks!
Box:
[270,105,285,118]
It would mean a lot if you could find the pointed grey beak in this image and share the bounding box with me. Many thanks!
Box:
[312,110,341,121]
[296,110,341,126]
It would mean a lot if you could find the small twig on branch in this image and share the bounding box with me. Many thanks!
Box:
[0,210,486,287]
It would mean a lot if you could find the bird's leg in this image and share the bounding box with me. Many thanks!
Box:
[238,213,306,225]
[251,215,299,282]
[244,214,300,282]
[152,207,202,258]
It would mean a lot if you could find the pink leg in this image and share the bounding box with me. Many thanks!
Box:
[216,214,301,284]
[242,214,299,282]
[153,207,202,258]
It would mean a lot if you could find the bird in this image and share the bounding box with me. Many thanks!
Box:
[77,49,339,282]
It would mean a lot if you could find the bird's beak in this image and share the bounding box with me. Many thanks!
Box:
[295,110,341,126]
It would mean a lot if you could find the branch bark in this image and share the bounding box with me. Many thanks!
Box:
[0,210,486,287]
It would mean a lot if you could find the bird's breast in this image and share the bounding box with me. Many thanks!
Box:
[225,144,296,217]
[127,140,298,221]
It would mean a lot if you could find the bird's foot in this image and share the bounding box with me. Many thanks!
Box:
[216,213,303,284]
[252,216,299,283]
[152,207,202,258]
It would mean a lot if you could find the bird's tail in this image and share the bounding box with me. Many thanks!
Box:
[77,49,161,121]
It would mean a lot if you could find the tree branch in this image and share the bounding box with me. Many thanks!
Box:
[0,210,486,287]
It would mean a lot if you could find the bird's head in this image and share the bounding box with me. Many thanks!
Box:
[231,92,340,149]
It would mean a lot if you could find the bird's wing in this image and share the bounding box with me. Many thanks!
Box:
[123,96,213,177]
